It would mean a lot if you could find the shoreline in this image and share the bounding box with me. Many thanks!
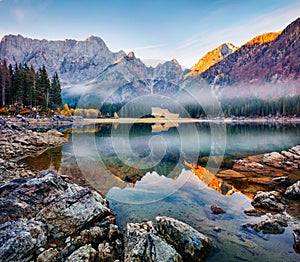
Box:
[3,116,300,127]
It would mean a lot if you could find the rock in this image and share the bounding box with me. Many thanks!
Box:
[98,241,115,262]
[47,129,65,137]
[211,205,226,214]
[216,169,246,179]
[37,248,59,262]
[244,209,266,217]
[285,181,300,199]
[124,221,182,262]
[233,159,264,172]
[243,217,288,234]
[0,219,47,261]
[0,170,117,261]
[0,170,112,231]
[251,191,287,211]
[281,150,296,160]
[65,244,97,262]
[156,216,212,261]
[293,228,300,254]
[263,152,285,168]
[271,176,291,186]
[289,145,300,157]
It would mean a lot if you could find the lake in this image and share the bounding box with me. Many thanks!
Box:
[22,122,300,261]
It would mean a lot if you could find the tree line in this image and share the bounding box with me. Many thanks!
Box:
[221,96,300,117]
[0,60,62,110]
[73,93,300,118]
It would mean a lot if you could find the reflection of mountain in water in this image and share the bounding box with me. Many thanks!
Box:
[107,163,251,205]
[185,162,242,197]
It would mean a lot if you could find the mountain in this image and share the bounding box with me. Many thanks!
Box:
[0,34,125,85]
[0,35,184,105]
[244,32,281,46]
[1,18,299,107]
[196,18,300,98]
[185,43,237,78]
[63,51,183,106]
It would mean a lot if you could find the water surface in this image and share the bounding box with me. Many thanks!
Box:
[22,122,300,261]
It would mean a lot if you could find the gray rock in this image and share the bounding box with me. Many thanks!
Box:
[65,244,97,262]
[0,219,47,261]
[285,181,300,199]
[124,221,182,262]
[243,218,288,234]
[0,170,124,261]
[251,191,287,211]
[293,228,300,254]
[0,170,111,228]
[156,216,212,261]
[124,217,212,262]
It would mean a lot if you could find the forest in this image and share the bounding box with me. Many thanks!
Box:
[0,60,62,111]
[1,59,299,118]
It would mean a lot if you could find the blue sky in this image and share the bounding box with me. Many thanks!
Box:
[0,0,299,67]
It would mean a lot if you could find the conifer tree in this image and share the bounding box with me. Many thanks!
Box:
[37,65,51,109]
[50,72,62,109]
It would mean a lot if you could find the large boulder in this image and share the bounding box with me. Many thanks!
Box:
[124,217,212,262]
[0,170,116,261]
[65,244,97,262]
[0,219,47,261]
[285,181,300,199]
[0,170,112,238]
[156,216,212,261]
[124,221,182,262]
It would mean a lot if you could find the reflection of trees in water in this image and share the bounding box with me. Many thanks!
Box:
[20,146,62,172]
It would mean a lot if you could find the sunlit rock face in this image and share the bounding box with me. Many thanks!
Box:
[185,43,237,77]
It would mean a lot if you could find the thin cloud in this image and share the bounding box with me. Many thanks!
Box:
[129,44,165,51]
[175,2,300,67]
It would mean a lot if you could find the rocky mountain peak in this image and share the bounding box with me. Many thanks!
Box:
[245,32,281,46]
[198,17,300,98]
[184,42,236,78]
[171,58,179,64]
[128,51,136,59]
[84,35,108,47]
[0,34,125,85]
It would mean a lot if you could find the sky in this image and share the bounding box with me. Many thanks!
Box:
[0,0,299,67]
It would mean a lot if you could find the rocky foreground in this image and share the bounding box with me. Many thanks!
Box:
[0,117,68,183]
[0,170,212,262]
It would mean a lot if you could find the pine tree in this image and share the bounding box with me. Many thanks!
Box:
[37,65,51,109]
[50,72,62,109]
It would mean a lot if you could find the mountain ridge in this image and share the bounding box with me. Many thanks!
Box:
[195,17,300,99]
[0,18,299,105]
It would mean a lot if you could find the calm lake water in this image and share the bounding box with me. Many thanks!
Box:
[22,122,300,261]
